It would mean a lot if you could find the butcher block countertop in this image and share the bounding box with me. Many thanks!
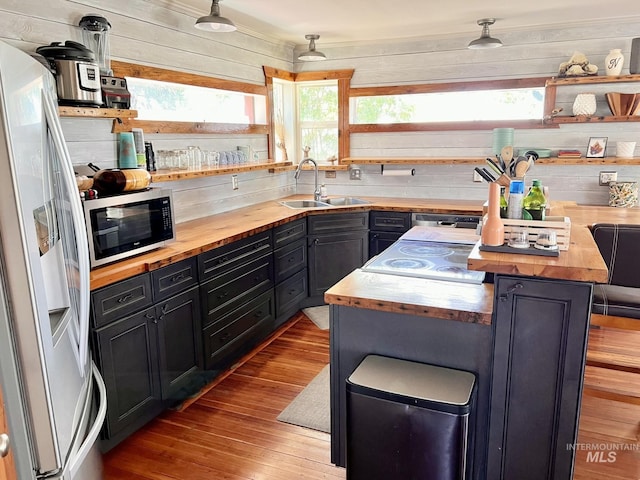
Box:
[90,195,637,291]
[89,195,485,290]
[324,270,495,326]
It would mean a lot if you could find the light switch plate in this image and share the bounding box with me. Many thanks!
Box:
[599,171,617,186]
[232,174,239,190]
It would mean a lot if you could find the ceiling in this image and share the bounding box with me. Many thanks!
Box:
[170,0,640,46]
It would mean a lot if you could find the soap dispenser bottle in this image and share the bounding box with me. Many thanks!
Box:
[320,184,328,201]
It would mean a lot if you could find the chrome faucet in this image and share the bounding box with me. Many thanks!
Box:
[294,158,321,201]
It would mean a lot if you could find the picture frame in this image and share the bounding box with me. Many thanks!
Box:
[587,137,608,158]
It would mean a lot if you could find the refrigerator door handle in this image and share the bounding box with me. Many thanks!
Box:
[42,90,92,374]
[69,362,107,476]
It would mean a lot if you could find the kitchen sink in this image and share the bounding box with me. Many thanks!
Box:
[280,200,331,209]
[323,197,370,206]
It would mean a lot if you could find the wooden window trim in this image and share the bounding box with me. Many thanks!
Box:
[263,67,354,161]
[111,61,268,134]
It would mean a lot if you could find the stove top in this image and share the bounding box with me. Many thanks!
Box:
[362,239,485,284]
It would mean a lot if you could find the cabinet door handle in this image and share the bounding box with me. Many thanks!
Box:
[217,291,230,299]
[117,293,133,303]
[288,256,295,263]
[313,238,319,245]
[499,282,524,301]
[253,275,262,283]
[169,273,185,283]
[254,310,263,318]
[217,256,229,265]
[220,332,231,343]
[288,288,298,295]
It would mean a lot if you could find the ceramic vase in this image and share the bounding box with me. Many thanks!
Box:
[605,49,624,76]
[572,93,597,116]
[481,182,505,246]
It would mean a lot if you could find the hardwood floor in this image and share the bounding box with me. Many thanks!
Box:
[103,314,639,480]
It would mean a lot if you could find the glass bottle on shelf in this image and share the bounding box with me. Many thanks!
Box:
[523,179,547,221]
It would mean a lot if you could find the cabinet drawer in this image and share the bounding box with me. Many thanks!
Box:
[91,273,153,328]
[369,211,412,232]
[308,212,369,234]
[198,230,273,281]
[151,256,198,303]
[274,238,307,283]
[201,253,273,327]
[275,268,308,318]
[203,290,275,370]
[273,218,307,248]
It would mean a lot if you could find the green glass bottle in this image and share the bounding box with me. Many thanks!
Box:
[523,179,547,221]
[499,186,508,218]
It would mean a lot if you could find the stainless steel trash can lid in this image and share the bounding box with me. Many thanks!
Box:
[347,355,475,406]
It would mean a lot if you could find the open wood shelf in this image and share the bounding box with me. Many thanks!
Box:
[149,161,292,182]
[546,74,640,86]
[58,106,138,118]
[342,156,640,166]
[546,115,640,124]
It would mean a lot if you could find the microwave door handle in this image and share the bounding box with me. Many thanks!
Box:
[42,90,91,374]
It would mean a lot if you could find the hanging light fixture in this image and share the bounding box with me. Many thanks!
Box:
[298,34,326,61]
[195,0,237,32]
[467,18,503,49]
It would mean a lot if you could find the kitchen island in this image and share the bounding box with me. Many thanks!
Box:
[325,221,607,480]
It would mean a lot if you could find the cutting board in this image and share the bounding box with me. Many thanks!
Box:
[400,226,480,245]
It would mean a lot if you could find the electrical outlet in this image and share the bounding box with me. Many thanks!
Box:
[599,171,617,186]
[232,174,238,190]
[473,170,483,182]
[350,168,361,180]
[325,170,337,179]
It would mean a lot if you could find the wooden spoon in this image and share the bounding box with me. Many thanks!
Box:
[500,146,513,165]
[515,158,530,178]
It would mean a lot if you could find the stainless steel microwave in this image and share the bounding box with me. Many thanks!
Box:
[83,188,175,268]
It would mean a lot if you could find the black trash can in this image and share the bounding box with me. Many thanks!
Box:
[346,355,476,480]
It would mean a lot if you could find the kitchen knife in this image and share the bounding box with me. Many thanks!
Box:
[474,167,494,183]
[486,157,505,175]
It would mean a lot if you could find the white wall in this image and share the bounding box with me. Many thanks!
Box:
[2,1,640,220]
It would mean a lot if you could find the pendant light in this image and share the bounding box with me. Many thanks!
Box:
[195,0,237,32]
[467,18,502,49]
[298,34,326,62]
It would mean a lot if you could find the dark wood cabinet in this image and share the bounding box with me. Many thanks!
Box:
[368,210,412,257]
[306,213,369,302]
[487,276,593,480]
[155,286,203,401]
[92,259,203,450]
[203,289,275,372]
[273,219,308,324]
[95,305,162,447]
[198,231,276,374]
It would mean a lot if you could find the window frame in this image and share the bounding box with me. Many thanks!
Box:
[111,61,269,135]
[349,77,551,133]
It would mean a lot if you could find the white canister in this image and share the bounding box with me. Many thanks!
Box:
[616,141,637,158]
[572,93,597,116]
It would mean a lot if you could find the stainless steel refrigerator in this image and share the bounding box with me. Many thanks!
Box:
[0,40,106,479]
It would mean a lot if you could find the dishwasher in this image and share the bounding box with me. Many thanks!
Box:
[411,213,481,230]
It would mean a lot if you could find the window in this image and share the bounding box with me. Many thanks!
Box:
[297,81,338,162]
[127,77,267,124]
[351,87,545,124]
